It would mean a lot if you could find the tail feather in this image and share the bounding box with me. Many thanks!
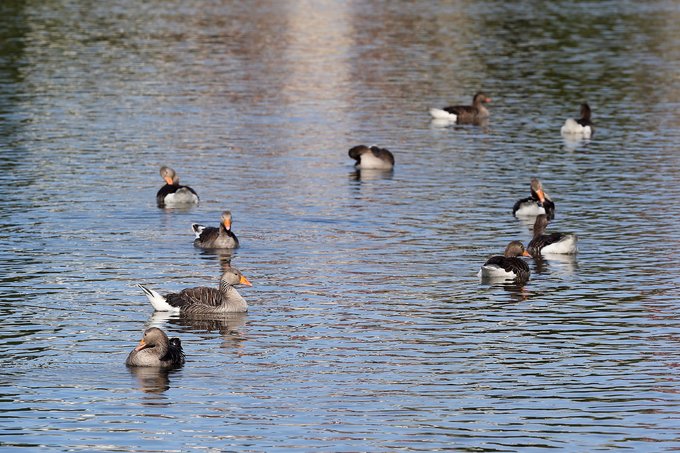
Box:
[137,284,178,312]
[429,108,457,121]
[191,223,205,238]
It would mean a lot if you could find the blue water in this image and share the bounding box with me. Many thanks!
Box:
[1,1,680,451]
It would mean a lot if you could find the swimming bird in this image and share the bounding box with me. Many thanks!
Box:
[125,327,185,368]
[560,103,593,137]
[429,92,491,124]
[348,145,395,170]
[478,241,531,283]
[156,166,199,208]
[527,214,577,255]
[192,211,239,249]
[512,178,555,220]
[138,266,253,314]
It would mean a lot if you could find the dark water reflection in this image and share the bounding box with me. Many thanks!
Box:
[1,0,680,451]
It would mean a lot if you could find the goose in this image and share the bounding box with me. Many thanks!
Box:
[125,327,185,368]
[156,166,199,207]
[429,92,491,124]
[348,145,395,170]
[527,214,577,255]
[513,178,555,219]
[138,266,253,314]
[561,103,593,137]
[192,211,239,249]
[478,241,531,283]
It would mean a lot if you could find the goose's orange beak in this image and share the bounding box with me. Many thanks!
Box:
[239,275,252,287]
[536,189,545,203]
[134,339,148,351]
[163,176,174,185]
[485,97,492,103]
[522,250,531,257]
[223,218,232,230]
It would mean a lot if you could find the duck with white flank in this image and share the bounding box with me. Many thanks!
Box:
[513,178,555,220]
[192,210,239,249]
[429,92,491,124]
[348,145,395,170]
[156,166,199,208]
[478,241,531,283]
[138,266,252,314]
[125,327,185,368]
[527,214,577,256]
[561,103,593,138]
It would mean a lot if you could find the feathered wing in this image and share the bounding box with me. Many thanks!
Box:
[165,286,224,308]
[194,226,219,246]
[444,105,475,116]
[512,196,533,216]
[528,233,564,255]
[156,184,177,206]
[483,256,530,282]
[370,147,395,166]
[161,338,186,366]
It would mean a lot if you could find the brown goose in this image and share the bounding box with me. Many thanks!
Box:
[125,327,185,368]
[512,178,555,219]
[156,166,199,208]
[527,214,578,255]
[192,211,239,249]
[138,266,253,314]
[429,92,491,124]
[348,145,395,170]
[561,103,593,137]
[478,241,531,283]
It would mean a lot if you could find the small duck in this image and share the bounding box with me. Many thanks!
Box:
[125,327,185,368]
[513,178,555,220]
[138,266,253,314]
[527,214,577,255]
[192,211,239,249]
[560,103,593,137]
[156,166,199,208]
[478,241,531,283]
[348,145,395,170]
[429,92,491,124]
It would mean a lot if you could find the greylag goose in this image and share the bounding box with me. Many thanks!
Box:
[429,92,491,124]
[125,327,185,368]
[513,178,555,220]
[348,145,395,170]
[478,241,531,283]
[156,166,199,208]
[527,214,577,255]
[138,266,253,314]
[192,211,239,249]
[561,103,593,137]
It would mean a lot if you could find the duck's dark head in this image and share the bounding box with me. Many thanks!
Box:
[580,103,591,121]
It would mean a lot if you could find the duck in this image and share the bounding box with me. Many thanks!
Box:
[477,241,531,283]
[348,145,395,170]
[560,103,593,137]
[192,211,239,249]
[429,92,491,124]
[125,327,185,368]
[512,177,555,220]
[156,166,199,208]
[527,214,577,255]
[138,266,253,314]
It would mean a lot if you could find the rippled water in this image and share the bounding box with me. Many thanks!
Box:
[2,1,680,451]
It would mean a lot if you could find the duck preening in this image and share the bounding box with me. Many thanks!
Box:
[513,177,555,220]
[192,211,239,249]
[560,103,593,137]
[429,92,491,124]
[125,327,185,368]
[478,241,531,283]
[138,266,253,314]
[156,166,199,208]
[527,214,578,255]
[348,145,395,170]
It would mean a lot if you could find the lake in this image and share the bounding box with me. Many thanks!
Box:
[1,0,680,451]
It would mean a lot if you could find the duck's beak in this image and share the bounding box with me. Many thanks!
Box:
[134,339,148,351]
[485,97,492,103]
[536,189,545,203]
[223,218,232,230]
[522,250,531,257]
[163,176,174,185]
[239,275,253,287]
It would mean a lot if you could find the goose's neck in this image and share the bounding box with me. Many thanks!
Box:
[219,282,247,311]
